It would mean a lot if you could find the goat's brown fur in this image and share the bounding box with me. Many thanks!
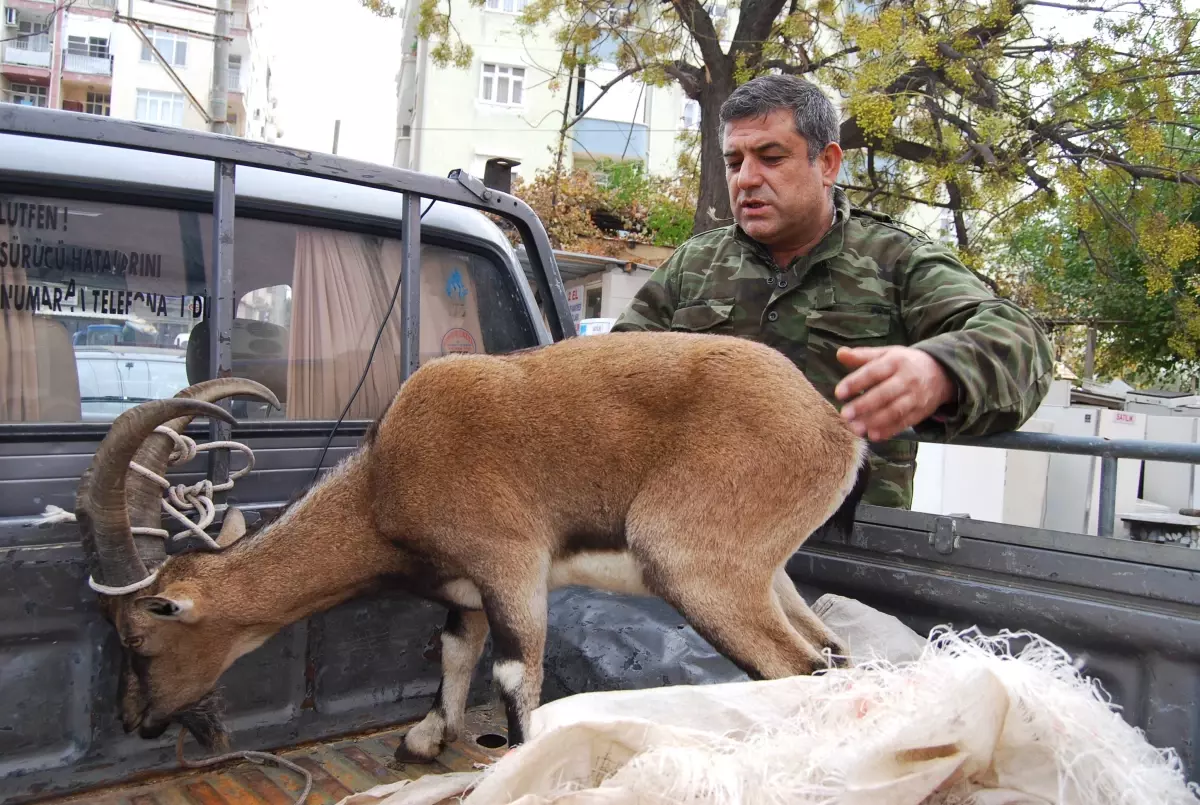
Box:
[76,331,867,759]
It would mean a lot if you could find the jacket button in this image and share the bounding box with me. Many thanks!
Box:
[777,278,788,289]
[767,311,779,322]
[766,276,775,285]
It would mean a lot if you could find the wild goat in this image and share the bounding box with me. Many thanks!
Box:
[74,330,868,761]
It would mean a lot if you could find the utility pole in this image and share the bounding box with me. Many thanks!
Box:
[209,0,231,133]
[332,119,341,154]
[1085,326,1097,380]
[392,0,421,168]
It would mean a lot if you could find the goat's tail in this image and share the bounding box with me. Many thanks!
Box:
[818,451,870,544]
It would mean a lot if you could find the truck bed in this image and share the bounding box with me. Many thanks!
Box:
[34,706,509,805]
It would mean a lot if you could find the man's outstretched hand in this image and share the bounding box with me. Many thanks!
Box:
[833,346,957,441]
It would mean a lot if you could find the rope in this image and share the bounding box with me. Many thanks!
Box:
[39,425,256,596]
[176,729,313,805]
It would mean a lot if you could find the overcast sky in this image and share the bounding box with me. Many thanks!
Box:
[257,0,405,165]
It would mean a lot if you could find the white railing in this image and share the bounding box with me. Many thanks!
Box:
[2,34,52,68]
[63,50,112,75]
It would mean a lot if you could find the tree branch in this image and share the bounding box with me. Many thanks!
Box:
[665,60,704,98]
[664,0,726,72]
[762,46,861,75]
[730,0,789,64]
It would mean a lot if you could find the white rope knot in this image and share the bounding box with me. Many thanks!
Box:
[37,423,256,596]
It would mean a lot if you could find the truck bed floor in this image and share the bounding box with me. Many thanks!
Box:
[34,705,510,805]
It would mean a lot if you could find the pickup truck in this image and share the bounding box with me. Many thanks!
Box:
[2,106,1198,805]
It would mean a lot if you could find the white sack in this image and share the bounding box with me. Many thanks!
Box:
[337,601,1199,805]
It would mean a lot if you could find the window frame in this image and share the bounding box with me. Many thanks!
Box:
[140,29,187,67]
[0,173,541,442]
[134,88,186,127]
[483,0,530,13]
[9,83,49,107]
[478,62,526,107]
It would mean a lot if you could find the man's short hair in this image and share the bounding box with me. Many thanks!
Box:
[718,75,840,163]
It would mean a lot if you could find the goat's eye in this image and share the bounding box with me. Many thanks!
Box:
[126,636,144,649]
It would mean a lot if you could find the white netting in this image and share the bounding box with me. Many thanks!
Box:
[341,623,1200,805]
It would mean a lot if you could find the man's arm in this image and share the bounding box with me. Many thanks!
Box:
[834,240,1054,442]
[609,258,681,332]
[899,240,1055,439]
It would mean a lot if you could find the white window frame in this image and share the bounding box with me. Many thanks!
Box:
[484,0,529,13]
[135,88,186,127]
[85,91,111,116]
[8,83,48,107]
[228,54,242,91]
[67,35,109,58]
[140,29,187,67]
[682,98,700,130]
[479,62,525,107]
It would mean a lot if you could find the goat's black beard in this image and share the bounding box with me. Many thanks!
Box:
[176,690,230,753]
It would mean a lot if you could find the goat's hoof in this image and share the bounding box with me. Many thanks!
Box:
[393,738,441,765]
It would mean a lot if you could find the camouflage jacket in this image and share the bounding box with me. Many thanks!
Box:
[611,187,1055,509]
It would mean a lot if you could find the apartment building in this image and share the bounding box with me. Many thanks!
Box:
[0,0,279,141]
[392,0,696,183]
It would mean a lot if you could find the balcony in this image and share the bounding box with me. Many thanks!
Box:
[2,34,51,69]
[571,118,649,162]
[63,50,112,76]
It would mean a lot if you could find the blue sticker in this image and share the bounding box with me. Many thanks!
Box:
[445,269,469,301]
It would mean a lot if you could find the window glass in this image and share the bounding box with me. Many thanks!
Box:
[0,194,212,423]
[221,216,539,421]
[0,194,538,423]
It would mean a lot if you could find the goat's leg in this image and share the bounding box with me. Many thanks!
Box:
[771,566,848,666]
[478,576,548,750]
[396,608,489,763]
[644,557,830,679]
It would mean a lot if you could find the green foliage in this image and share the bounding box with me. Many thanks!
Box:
[1001,162,1200,383]
[501,160,697,253]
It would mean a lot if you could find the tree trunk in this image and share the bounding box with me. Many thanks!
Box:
[693,75,735,235]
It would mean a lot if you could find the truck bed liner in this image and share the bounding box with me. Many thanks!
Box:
[34,706,509,805]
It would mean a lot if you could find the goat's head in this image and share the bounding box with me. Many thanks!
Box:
[75,379,280,750]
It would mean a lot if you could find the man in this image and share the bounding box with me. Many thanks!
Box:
[610,74,1054,508]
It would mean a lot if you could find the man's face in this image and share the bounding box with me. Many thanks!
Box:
[723,109,842,248]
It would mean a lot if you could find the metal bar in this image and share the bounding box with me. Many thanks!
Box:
[891,427,1200,464]
[1098,455,1118,538]
[400,193,421,381]
[0,105,575,341]
[206,160,235,503]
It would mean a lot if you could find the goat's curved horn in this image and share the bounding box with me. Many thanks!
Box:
[125,379,280,565]
[77,399,238,592]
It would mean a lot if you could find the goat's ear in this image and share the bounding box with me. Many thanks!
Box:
[216,507,247,548]
[136,595,199,623]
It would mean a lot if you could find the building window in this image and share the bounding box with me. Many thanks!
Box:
[682,99,700,130]
[584,285,603,319]
[86,91,111,116]
[135,89,186,127]
[480,63,524,106]
[7,83,48,107]
[67,36,109,58]
[484,0,529,12]
[228,54,242,91]
[140,30,187,67]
